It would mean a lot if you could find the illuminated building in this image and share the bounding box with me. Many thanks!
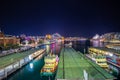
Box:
[45,34,52,39]
[0,30,20,47]
[101,32,120,43]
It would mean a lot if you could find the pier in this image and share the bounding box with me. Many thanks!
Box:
[56,47,115,80]
[0,48,45,80]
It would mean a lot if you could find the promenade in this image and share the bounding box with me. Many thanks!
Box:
[0,48,39,69]
[56,47,115,80]
[0,47,45,80]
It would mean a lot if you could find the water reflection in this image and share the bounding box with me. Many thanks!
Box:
[51,43,56,53]
[91,40,109,47]
[45,43,62,55]
[72,40,88,53]
[29,63,33,69]
[92,41,100,47]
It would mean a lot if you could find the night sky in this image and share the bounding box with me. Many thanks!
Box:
[0,0,120,37]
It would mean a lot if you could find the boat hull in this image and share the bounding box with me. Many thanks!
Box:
[41,71,56,76]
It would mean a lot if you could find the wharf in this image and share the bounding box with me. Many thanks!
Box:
[0,48,45,80]
[56,47,115,80]
[0,48,40,69]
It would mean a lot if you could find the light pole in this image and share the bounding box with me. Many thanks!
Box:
[84,48,86,54]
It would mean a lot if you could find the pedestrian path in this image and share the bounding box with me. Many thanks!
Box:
[56,47,115,80]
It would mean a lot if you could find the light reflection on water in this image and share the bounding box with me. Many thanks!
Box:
[91,40,107,47]
[30,63,33,69]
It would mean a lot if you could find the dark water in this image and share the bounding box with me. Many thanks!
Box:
[7,43,62,80]
[72,40,90,53]
[8,58,44,80]
[72,40,105,53]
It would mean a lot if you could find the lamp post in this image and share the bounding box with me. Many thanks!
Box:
[84,48,86,54]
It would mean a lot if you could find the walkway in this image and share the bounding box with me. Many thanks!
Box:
[56,47,115,80]
[0,48,40,69]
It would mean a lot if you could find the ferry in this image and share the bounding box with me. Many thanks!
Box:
[86,54,109,69]
[92,55,109,69]
[95,55,109,68]
[41,54,59,76]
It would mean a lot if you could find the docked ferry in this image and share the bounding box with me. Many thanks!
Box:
[86,54,109,68]
[41,54,59,76]
[95,55,109,68]
[86,54,109,69]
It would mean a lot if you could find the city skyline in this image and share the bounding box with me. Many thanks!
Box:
[0,0,120,37]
